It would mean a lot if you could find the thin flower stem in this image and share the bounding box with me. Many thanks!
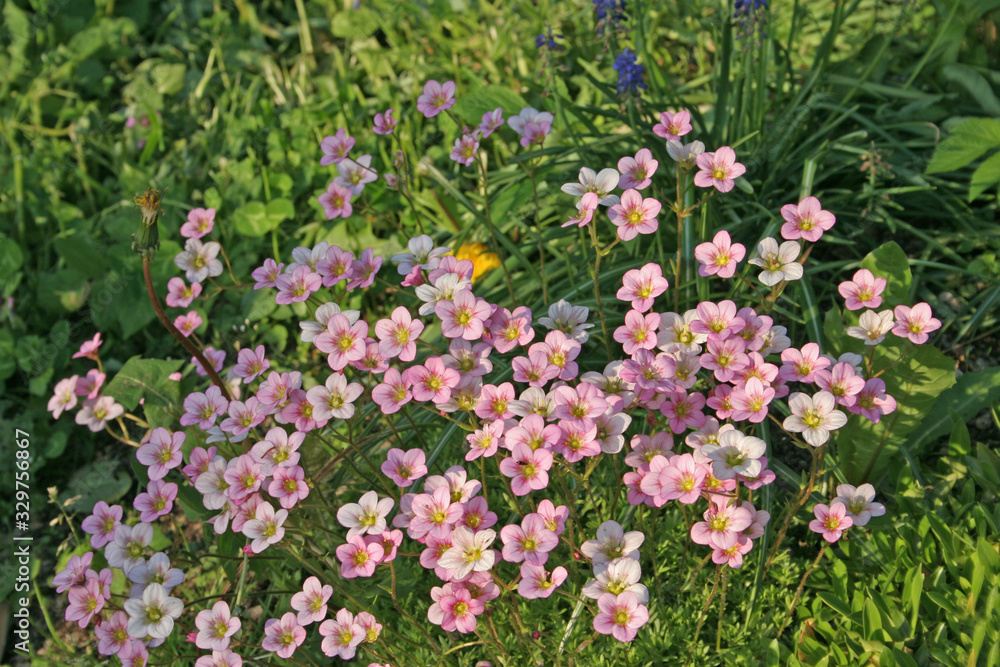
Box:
[716,567,729,652]
[587,222,613,359]
[686,566,721,667]
[765,444,826,570]
[529,147,549,304]
[478,153,517,306]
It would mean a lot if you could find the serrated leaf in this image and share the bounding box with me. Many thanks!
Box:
[925,118,1000,174]
[103,356,184,412]
[860,241,912,311]
[968,150,1000,201]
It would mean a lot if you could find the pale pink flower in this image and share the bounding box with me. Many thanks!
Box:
[815,362,866,407]
[290,576,332,626]
[465,419,504,461]
[195,600,241,651]
[224,455,265,503]
[416,80,456,118]
[249,428,303,474]
[519,120,551,148]
[334,155,377,195]
[405,357,461,404]
[848,378,897,423]
[320,128,354,165]
[609,189,661,241]
[123,582,183,640]
[537,299,594,342]
[783,391,848,447]
[180,386,228,430]
[53,552,93,593]
[700,430,766,480]
[779,342,830,384]
[518,562,568,600]
[175,238,223,283]
[499,443,553,495]
[75,396,123,432]
[436,289,491,340]
[691,299,744,338]
[694,230,745,279]
[846,309,896,345]
[318,181,354,220]
[166,277,202,307]
[617,148,658,190]
[833,483,886,527]
[76,369,107,400]
[181,208,216,239]
[690,498,753,549]
[617,263,669,312]
[409,486,463,539]
[614,310,660,355]
[337,490,395,539]
[479,108,504,137]
[174,310,202,337]
[336,535,384,578]
[268,465,310,509]
[489,306,535,353]
[375,306,424,361]
[306,373,363,421]
[581,520,644,566]
[838,269,886,310]
[694,146,745,192]
[474,382,516,421]
[700,338,749,383]
[552,383,609,423]
[252,258,284,290]
[219,397,266,438]
[582,557,648,603]
[652,109,693,141]
[503,413,561,452]
[666,138,705,169]
[561,167,620,206]
[242,502,287,553]
[136,428,185,481]
[554,419,600,462]
[457,497,497,533]
[712,532,753,568]
[373,108,397,135]
[500,515,557,565]
[438,526,497,578]
[563,191,600,228]
[73,332,103,359]
[780,196,836,241]
[348,248,383,289]
[450,133,480,166]
[392,234,450,275]
[748,237,803,285]
[593,592,649,642]
[65,579,104,628]
[656,310,707,353]
[381,448,428,488]
[191,347,225,378]
[48,376,79,418]
[534,500,569,537]
[319,609,365,659]
[262,612,305,659]
[809,502,853,542]
[659,389,707,433]
[81,502,122,549]
[233,345,269,384]
[94,610,129,656]
[314,314,368,371]
[371,367,412,414]
[892,302,941,344]
[428,587,484,634]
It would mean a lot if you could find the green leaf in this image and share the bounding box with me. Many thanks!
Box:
[151,63,187,96]
[908,366,1000,454]
[452,85,530,125]
[948,410,972,457]
[59,460,133,511]
[103,356,184,412]
[925,118,1000,174]
[860,242,912,311]
[940,64,1000,116]
[232,198,293,237]
[0,234,24,283]
[836,341,956,483]
[0,329,15,381]
[968,150,1000,201]
[54,234,109,280]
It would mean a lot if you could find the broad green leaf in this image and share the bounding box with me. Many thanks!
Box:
[54,234,109,280]
[232,199,293,237]
[836,340,955,483]
[968,150,1000,201]
[0,234,24,283]
[925,118,1000,174]
[940,64,1000,116]
[860,241,912,311]
[452,85,530,125]
[908,366,1000,454]
[103,356,184,413]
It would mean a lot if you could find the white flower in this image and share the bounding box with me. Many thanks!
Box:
[414,274,471,317]
[846,310,895,346]
[300,303,360,343]
[582,557,649,604]
[759,324,792,356]
[783,391,848,447]
[656,310,707,353]
[336,491,394,539]
[105,523,154,575]
[507,107,554,137]
[748,238,803,286]
[560,167,620,206]
[508,386,556,419]
[666,140,705,169]
[194,456,231,510]
[126,552,184,598]
[392,234,450,275]
[700,430,766,480]
[537,299,594,342]
[289,242,330,273]
[174,238,223,284]
[242,501,288,553]
[334,155,377,195]
[580,520,644,567]
[437,526,497,579]
[833,483,886,526]
[123,583,183,640]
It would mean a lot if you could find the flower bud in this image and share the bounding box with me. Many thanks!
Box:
[131,187,162,258]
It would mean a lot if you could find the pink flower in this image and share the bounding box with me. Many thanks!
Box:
[614,310,660,355]
[53,552,93,593]
[479,108,504,137]
[650,453,707,504]
[81,502,122,549]
[500,515,558,566]
[65,579,105,628]
[195,600,241,651]
[593,592,649,642]
[438,526,497,578]
[307,373,364,421]
[291,576,333,626]
[892,302,941,344]
[693,146,746,193]
[700,338,749,383]
[691,299,744,338]
[519,120,551,148]
[466,419,504,461]
[833,483,886,527]
[134,479,178,523]
[233,345,269,384]
[219,398,267,438]
[73,333,103,360]
[848,378,897,423]
[652,109,693,141]
[375,306,424,361]
[262,612,306,659]
[317,181,354,220]
[617,263,669,312]
[617,148,658,190]
[315,314,368,371]
[348,248,383,290]
[489,306,535,353]
[174,310,202,337]
[336,535,384,578]
[554,419,600,463]
[694,230,745,279]
[474,382,516,421]
[166,277,203,307]
[700,429,766,479]
[181,208,216,239]
[428,587,484,634]
[779,342,830,384]
[690,498,753,549]
[275,265,321,305]
[609,189,661,241]
[563,191,601,228]
[223,455,264,503]
[410,486,463,539]
[837,269,886,310]
[94,610,129,656]
[809,502,853,542]
[319,128,354,166]
[815,362,866,407]
[371,368,412,414]
[416,80,457,118]
[450,134,480,166]
[783,391,848,447]
[381,448,428,488]
[504,414,561,452]
[780,196,836,241]
[242,502,287,553]
[48,376,79,418]
[75,396,123,432]
[319,609,365,659]
[180,386,229,430]
[252,258,284,290]
[406,357,461,404]
[136,427,185,481]
[518,562,567,599]
[499,443,553,495]
[268,465,310,509]
[373,108,397,135]
[436,289,491,340]
[711,532,753,568]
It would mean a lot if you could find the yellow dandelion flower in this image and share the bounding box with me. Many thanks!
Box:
[454,242,501,281]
